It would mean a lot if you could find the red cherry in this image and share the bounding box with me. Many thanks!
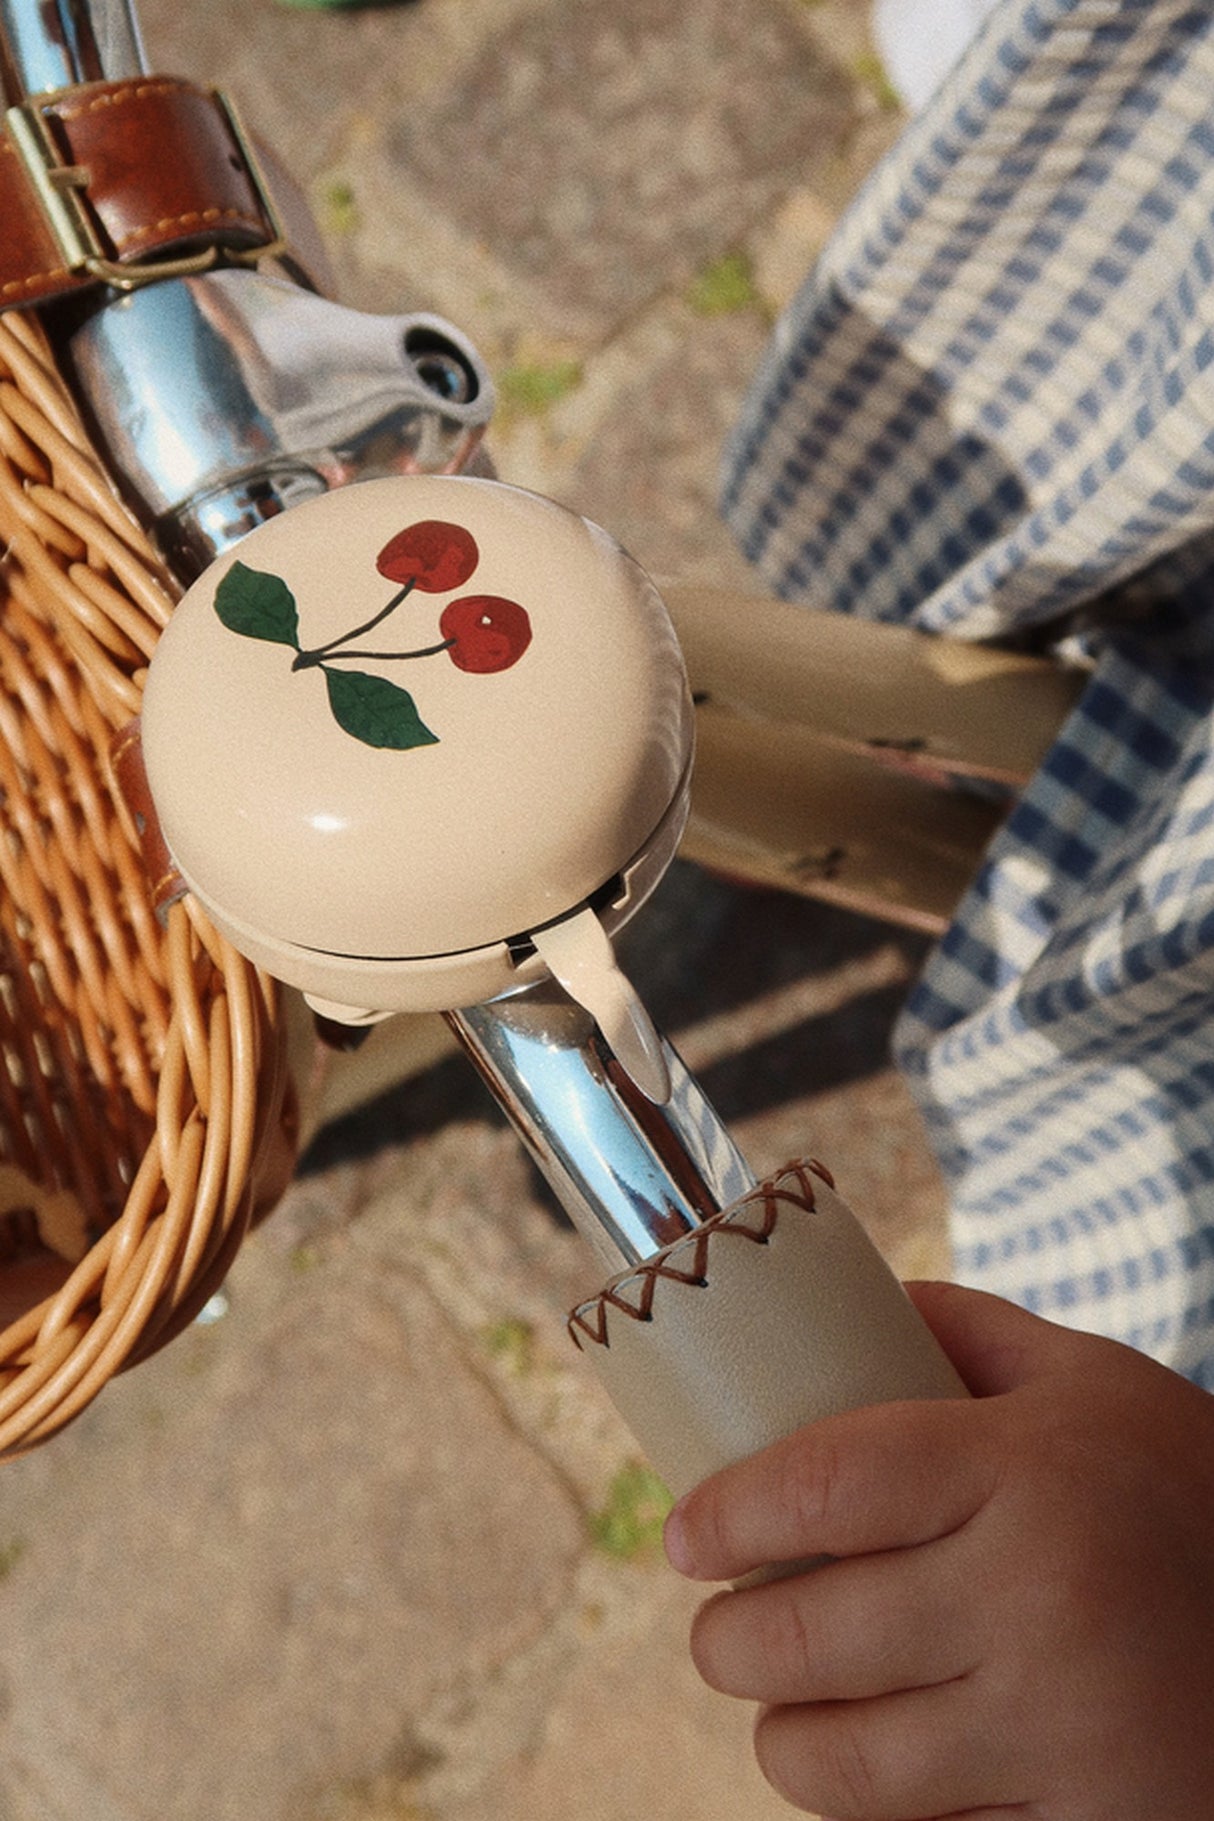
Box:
[375,520,479,592]
[440,595,532,673]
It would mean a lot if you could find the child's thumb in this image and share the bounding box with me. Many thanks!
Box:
[905,1278,1077,1397]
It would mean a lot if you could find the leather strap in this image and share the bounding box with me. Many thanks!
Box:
[2,76,284,311]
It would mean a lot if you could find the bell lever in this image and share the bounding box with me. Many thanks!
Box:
[530,906,671,1107]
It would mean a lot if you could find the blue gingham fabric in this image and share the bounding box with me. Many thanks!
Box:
[722,0,1214,1387]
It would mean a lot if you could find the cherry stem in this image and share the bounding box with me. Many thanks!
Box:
[306,637,457,666]
[294,577,416,667]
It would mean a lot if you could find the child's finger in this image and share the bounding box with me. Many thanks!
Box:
[752,1680,1019,1820]
[904,1278,1079,1395]
[665,1394,994,1583]
[688,1530,976,1705]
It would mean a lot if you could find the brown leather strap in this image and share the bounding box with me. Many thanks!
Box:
[2,76,284,311]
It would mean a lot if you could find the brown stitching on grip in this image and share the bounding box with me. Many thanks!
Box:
[567,1158,834,1350]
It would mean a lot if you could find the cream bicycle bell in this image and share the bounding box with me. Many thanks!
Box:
[142,469,967,1502]
[140,473,692,1102]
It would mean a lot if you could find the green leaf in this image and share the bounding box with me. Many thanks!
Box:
[214,561,300,647]
[323,668,438,750]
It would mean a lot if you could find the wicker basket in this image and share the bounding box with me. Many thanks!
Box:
[0,307,297,1457]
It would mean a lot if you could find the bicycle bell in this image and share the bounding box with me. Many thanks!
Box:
[139,474,694,1100]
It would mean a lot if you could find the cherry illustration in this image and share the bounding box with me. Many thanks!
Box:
[440,595,532,673]
[215,523,531,751]
[376,520,479,593]
[295,518,482,670]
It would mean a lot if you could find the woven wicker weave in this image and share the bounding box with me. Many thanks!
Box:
[0,307,296,1457]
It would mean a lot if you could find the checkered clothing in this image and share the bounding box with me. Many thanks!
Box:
[723,0,1214,1385]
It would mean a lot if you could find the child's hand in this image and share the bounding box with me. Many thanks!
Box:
[663,1281,1214,1819]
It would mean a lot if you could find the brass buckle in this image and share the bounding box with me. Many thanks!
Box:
[5,88,288,293]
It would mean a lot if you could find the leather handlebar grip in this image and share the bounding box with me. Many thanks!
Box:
[567,1161,968,1500]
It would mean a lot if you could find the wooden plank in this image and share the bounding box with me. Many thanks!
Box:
[664,584,1084,788]
[683,703,1009,935]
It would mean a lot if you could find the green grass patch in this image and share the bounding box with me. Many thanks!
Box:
[852,49,903,113]
[482,1316,536,1376]
[316,178,360,236]
[589,1463,673,1561]
[686,250,760,316]
[495,359,583,420]
[0,1538,27,1580]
